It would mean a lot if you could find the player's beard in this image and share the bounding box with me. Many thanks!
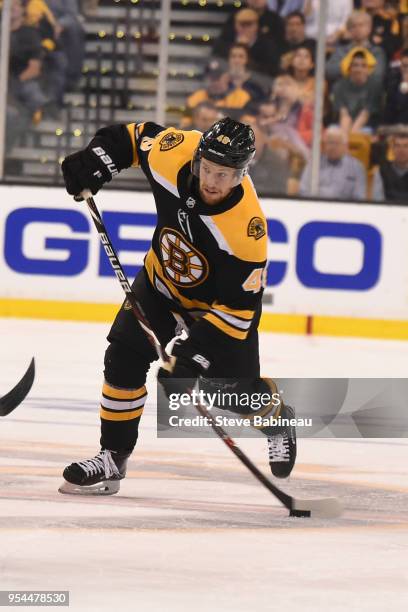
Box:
[199,185,232,206]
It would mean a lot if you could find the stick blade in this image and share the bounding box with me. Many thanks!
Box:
[0,358,35,417]
[291,497,343,519]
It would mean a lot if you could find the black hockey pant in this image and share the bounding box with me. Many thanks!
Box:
[100,268,262,452]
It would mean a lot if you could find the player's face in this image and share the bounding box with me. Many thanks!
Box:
[199,158,239,205]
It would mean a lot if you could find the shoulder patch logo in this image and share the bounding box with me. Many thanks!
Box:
[248,217,266,241]
[159,132,184,151]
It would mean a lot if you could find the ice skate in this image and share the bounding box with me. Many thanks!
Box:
[58,449,130,495]
[268,404,297,479]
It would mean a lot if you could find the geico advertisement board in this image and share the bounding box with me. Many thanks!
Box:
[0,185,407,319]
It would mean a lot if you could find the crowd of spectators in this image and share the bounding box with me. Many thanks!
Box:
[1,0,86,153]
[2,0,407,204]
[183,0,408,204]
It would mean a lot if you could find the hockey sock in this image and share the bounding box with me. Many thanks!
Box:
[100,381,147,452]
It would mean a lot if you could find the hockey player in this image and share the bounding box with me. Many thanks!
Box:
[59,117,297,495]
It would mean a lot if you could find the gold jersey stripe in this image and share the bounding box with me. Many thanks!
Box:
[148,128,201,193]
[126,123,142,167]
[213,303,254,321]
[208,177,267,263]
[102,382,147,401]
[100,406,144,421]
[145,248,211,312]
[204,313,248,341]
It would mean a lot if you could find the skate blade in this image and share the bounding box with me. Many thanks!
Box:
[58,479,120,496]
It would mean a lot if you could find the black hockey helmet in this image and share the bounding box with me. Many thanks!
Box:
[192,117,256,182]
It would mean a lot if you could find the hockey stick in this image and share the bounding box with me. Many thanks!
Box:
[81,191,342,519]
[77,190,170,363]
[0,358,35,417]
[193,401,342,518]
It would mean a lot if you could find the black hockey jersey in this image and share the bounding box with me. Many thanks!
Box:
[89,121,267,349]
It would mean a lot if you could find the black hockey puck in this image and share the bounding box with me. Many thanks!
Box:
[289,509,311,518]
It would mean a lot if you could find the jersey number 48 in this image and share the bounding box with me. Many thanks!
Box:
[242,268,267,293]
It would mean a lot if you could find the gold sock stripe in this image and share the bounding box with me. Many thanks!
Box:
[100,406,144,421]
[102,382,147,401]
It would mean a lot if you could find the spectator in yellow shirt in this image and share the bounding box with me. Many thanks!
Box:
[23,0,67,110]
[183,61,251,126]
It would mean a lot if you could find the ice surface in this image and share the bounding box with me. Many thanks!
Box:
[0,319,407,611]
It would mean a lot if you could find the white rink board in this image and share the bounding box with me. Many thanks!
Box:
[1,184,408,319]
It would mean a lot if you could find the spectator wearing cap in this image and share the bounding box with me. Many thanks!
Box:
[332,50,383,133]
[384,49,408,124]
[184,61,251,124]
[189,102,223,133]
[218,1,284,48]
[372,133,408,202]
[303,0,352,45]
[212,8,280,76]
[279,11,316,71]
[240,112,290,195]
[227,43,268,103]
[300,126,367,200]
[326,11,386,85]
[361,0,401,59]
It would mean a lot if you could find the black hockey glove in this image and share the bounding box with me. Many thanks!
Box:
[157,357,198,400]
[157,339,211,399]
[61,145,117,198]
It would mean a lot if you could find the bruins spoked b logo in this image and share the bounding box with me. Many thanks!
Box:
[159,228,208,287]
[159,132,184,151]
